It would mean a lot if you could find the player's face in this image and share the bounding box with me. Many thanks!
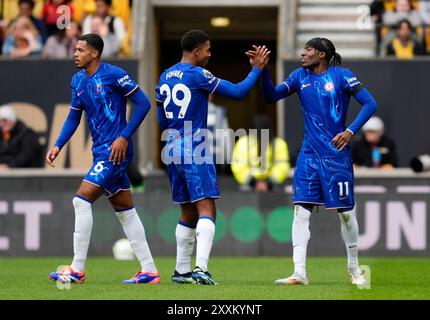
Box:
[194,41,212,67]
[301,46,325,69]
[74,40,98,69]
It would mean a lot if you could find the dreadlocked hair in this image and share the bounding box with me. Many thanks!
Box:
[320,38,342,66]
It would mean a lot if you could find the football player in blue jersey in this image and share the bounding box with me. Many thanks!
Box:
[156,30,270,285]
[258,38,378,286]
[46,34,159,285]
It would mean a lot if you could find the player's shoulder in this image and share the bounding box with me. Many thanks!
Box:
[330,66,355,77]
[193,65,211,74]
[330,67,360,87]
[158,62,185,82]
[284,68,306,85]
[71,69,86,86]
[194,66,217,84]
[103,63,137,87]
[294,67,306,74]
[102,62,128,76]
[289,67,307,78]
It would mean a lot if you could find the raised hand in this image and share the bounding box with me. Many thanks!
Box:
[245,45,271,69]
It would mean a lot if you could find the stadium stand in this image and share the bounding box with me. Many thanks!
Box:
[296,0,375,58]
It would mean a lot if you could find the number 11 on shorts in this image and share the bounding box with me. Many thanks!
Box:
[338,181,349,197]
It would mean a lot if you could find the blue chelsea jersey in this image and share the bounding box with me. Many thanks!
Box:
[70,62,139,153]
[285,66,362,158]
[156,62,220,144]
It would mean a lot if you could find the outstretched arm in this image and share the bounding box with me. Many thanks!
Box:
[46,107,82,167]
[246,45,290,103]
[214,67,262,100]
[260,68,291,104]
[332,88,378,151]
[213,45,270,100]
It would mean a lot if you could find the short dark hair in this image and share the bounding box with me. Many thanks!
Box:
[181,30,209,52]
[97,0,112,6]
[397,18,413,31]
[78,34,104,57]
[18,0,35,9]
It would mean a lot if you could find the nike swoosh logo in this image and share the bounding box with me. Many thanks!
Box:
[340,196,348,200]
[77,90,84,96]
[89,172,98,176]
[301,84,311,90]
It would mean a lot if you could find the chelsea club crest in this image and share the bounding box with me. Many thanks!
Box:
[95,83,104,93]
[324,82,334,92]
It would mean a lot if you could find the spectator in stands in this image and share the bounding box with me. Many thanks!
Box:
[70,0,95,22]
[381,0,422,53]
[419,0,430,24]
[42,21,79,58]
[41,0,74,37]
[16,0,47,43]
[1,16,43,57]
[383,0,422,26]
[89,15,120,57]
[370,0,386,55]
[0,105,43,169]
[352,116,398,169]
[231,114,290,192]
[82,0,126,44]
[386,19,424,57]
[419,0,430,54]
[0,15,6,51]
[207,95,233,174]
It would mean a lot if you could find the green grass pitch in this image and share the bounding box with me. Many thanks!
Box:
[0,257,429,300]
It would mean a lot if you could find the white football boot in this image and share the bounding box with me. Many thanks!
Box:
[349,268,366,286]
[275,272,309,285]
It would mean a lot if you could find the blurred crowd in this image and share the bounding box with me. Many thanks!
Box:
[370,0,430,58]
[0,0,132,58]
[1,0,429,59]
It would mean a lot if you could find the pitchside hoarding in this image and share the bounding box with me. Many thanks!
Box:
[0,175,428,256]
